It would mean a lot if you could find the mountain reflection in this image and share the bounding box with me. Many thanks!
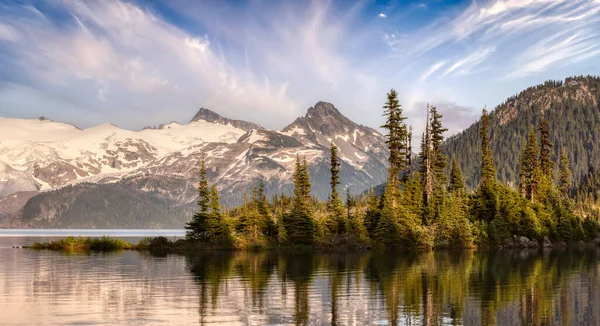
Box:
[185,249,600,325]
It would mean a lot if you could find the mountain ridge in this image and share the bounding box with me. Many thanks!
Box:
[190,107,264,131]
[0,101,389,228]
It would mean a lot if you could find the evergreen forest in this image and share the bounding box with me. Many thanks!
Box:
[185,86,600,250]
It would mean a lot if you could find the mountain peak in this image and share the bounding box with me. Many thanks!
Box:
[190,108,263,131]
[305,101,343,119]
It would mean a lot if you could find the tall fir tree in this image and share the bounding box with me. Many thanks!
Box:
[328,142,345,234]
[448,157,465,194]
[381,89,408,183]
[429,106,449,191]
[525,127,540,201]
[518,145,528,198]
[284,155,315,244]
[185,157,212,241]
[406,125,413,172]
[559,149,572,196]
[363,187,381,239]
[473,108,498,223]
[479,109,497,187]
[419,106,433,204]
[538,118,555,177]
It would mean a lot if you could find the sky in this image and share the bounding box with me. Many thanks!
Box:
[0,0,599,139]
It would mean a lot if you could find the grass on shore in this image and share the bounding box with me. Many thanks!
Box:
[28,236,135,252]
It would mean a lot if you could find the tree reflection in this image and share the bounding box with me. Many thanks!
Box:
[182,249,600,325]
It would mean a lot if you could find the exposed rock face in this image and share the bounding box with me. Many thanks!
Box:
[190,108,263,131]
[0,102,390,227]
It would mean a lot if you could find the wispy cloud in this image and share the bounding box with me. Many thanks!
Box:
[443,47,496,77]
[420,61,446,81]
[0,0,598,137]
[507,29,600,78]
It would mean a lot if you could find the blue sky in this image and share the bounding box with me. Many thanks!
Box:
[1,0,599,138]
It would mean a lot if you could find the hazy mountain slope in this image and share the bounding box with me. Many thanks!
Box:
[445,76,600,189]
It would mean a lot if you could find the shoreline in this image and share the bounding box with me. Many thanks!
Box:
[22,236,600,253]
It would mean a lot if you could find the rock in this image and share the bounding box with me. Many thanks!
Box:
[543,236,552,248]
[556,241,567,247]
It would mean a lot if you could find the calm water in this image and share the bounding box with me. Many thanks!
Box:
[2,235,600,325]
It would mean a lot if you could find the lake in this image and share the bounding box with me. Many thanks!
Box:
[1,232,600,325]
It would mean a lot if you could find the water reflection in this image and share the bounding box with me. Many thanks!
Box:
[184,249,600,325]
[2,241,600,325]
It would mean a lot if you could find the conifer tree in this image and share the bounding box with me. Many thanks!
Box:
[345,187,353,222]
[559,149,572,196]
[479,109,497,187]
[448,157,465,194]
[420,106,433,204]
[538,118,555,177]
[363,187,381,238]
[185,157,212,241]
[473,109,498,223]
[207,184,230,242]
[381,89,408,183]
[429,106,449,190]
[518,146,528,198]
[525,127,540,201]
[373,177,401,246]
[328,142,345,234]
[406,125,413,171]
[284,155,315,244]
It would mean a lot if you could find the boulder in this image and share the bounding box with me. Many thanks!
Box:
[543,236,552,248]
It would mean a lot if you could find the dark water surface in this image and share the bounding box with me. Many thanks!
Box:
[2,236,600,325]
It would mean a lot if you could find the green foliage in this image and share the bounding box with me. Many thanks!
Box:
[559,149,572,196]
[445,76,600,189]
[186,157,231,244]
[284,155,316,245]
[381,89,409,182]
[448,157,465,194]
[30,236,133,251]
[327,142,346,235]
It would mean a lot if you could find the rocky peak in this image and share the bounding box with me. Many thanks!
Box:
[190,108,263,131]
[284,101,362,138]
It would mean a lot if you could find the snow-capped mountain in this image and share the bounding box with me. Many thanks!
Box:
[0,102,388,228]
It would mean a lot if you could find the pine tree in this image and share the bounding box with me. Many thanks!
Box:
[559,149,572,196]
[518,145,528,198]
[381,89,408,183]
[419,106,433,204]
[373,178,401,246]
[406,125,413,172]
[284,155,315,244]
[328,142,345,234]
[185,157,212,241]
[479,109,497,187]
[538,118,555,177]
[363,187,380,239]
[448,157,465,194]
[525,127,540,201]
[473,109,498,223]
[429,105,449,190]
[207,184,230,243]
[256,180,276,237]
[345,187,353,222]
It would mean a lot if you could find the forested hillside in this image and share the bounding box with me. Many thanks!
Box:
[445,76,600,189]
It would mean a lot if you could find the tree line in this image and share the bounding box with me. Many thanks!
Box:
[185,89,600,249]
